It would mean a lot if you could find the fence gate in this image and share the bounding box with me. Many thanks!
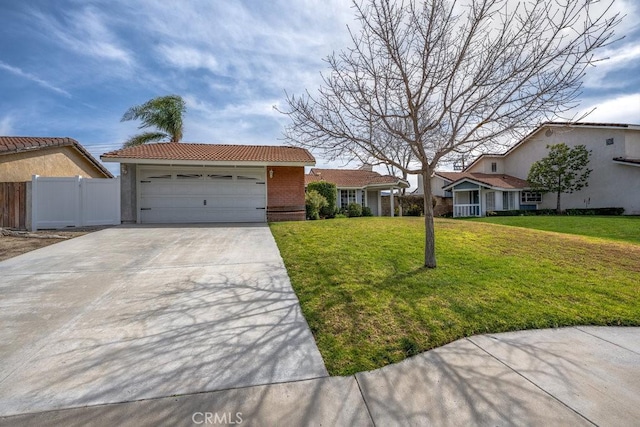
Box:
[0,182,27,229]
[31,175,120,231]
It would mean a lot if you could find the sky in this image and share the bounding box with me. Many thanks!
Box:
[1,0,639,183]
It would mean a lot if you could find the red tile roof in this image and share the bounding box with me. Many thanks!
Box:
[101,142,315,164]
[306,168,409,188]
[440,172,529,190]
[0,136,113,178]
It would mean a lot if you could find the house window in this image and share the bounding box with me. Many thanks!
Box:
[491,162,497,172]
[521,191,542,203]
[503,192,517,210]
[340,189,357,207]
[486,191,496,211]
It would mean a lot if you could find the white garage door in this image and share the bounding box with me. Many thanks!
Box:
[138,166,266,223]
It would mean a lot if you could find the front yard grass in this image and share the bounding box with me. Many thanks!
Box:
[270,217,640,376]
[467,215,640,245]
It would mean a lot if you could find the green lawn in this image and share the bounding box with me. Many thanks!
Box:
[466,216,640,245]
[270,217,640,376]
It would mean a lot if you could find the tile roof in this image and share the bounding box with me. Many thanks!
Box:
[306,168,409,188]
[440,172,529,190]
[101,142,315,164]
[0,136,113,178]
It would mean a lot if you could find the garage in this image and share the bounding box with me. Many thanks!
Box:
[138,166,266,223]
[100,142,315,223]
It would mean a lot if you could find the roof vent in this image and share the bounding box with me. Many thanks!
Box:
[545,128,553,137]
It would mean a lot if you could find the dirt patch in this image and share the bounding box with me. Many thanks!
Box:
[0,227,110,262]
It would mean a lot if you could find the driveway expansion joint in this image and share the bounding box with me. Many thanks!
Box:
[575,326,640,356]
[465,337,598,427]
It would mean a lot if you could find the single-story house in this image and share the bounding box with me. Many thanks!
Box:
[0,136,113,181]
[305,166,409,216]
[101,142,315,223]
[416,122,640,216]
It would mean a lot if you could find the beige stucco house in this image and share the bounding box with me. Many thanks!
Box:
[421,122,640,216]
[0,136,113,182]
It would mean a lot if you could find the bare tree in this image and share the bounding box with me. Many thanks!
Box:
[280,0,621,268]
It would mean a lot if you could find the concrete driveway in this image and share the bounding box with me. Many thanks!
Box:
[0,224,327,417]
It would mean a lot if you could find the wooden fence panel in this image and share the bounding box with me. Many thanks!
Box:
[0,182,27,229]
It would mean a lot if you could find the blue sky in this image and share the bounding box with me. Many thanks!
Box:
[1,0,639,179]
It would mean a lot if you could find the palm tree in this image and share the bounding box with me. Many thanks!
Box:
[120,95,186,148]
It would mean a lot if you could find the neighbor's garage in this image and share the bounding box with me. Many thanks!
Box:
[138,166,266,223]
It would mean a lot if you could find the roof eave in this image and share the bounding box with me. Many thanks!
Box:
[100,157,315,167]
[613,159,640,167]
[443,178,527,191]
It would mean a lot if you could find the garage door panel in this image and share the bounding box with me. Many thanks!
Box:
[139,167,266,223]
[140,207,265,223]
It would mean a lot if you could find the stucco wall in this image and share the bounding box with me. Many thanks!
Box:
[626,131,640,158]
[267,166,305,221]
[468,157,504,174]
[503,126,640,214]
[0,146,107,181]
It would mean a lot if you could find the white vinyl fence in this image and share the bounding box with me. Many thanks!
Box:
[31,175,120,231]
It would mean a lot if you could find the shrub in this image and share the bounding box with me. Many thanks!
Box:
[405,204,423,216]
[335,213,347,218]
[565,207,624,216]
[307,181,337,218]
[347,202,363,217]
[485,207,624,217]
[305,190,327,220]
[362,206,373,217]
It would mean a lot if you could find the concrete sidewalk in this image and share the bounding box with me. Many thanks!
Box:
[2,326,638,426]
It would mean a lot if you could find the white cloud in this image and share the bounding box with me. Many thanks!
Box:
[30,6,133,66]
[0,61,71,97]
[584,43,640,89]
[156,45,219,72]
[580,93,640,124]
[0,115,14,135]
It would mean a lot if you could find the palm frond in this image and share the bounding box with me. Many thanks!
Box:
[121,95,186,142]
[122,132,169,148]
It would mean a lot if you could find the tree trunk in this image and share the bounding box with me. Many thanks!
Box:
[422,169,437,268]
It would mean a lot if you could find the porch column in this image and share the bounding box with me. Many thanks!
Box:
[389,187,394,217]
[377,191,382,217]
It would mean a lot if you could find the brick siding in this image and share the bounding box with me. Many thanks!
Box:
[267,166,305,221]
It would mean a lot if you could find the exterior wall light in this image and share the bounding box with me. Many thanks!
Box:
[269,169,274,178]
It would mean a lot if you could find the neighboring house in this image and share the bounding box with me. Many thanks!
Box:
[305,166,409,216]
[101,142,315,223]
[431,122,640,217]
[0,136,113,181]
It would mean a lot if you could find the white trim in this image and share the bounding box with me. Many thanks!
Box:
[443,177,528,192]
[102,157,314,167]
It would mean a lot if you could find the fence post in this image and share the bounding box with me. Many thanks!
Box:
[31,175,39,231]
[115,176,121,225]
[76,176,82,227]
